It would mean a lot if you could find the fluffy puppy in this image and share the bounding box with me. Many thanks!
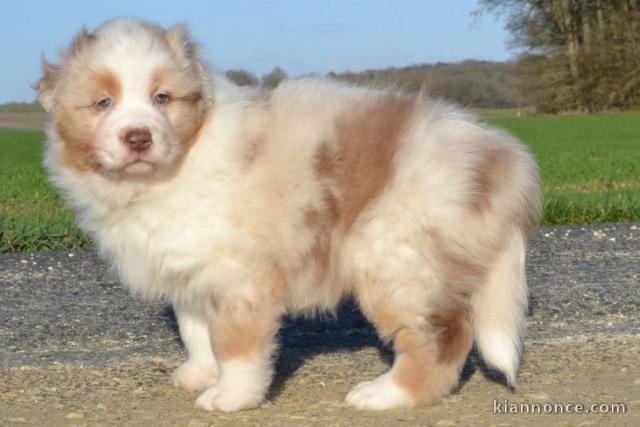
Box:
[36,18,541,412]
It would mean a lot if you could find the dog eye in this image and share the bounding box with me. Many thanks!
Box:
[96,97,113,109]
[153,93,169,105]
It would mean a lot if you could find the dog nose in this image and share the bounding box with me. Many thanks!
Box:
[124,129,152,153]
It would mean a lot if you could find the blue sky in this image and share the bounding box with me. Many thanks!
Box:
[0,0,511,103]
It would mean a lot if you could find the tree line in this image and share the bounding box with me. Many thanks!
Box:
[226,60,524,109]
[477,0,640,112]
[230,1,640,113]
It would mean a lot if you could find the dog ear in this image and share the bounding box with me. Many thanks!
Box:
[67,27,95,58]
[165,24,208,78]
[34,55,62,112]
[34,27,94,112]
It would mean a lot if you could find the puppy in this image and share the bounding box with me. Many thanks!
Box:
[36,18,541,412]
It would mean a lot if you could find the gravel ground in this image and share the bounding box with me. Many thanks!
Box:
[1,223,639,425]
[1,340,638,426]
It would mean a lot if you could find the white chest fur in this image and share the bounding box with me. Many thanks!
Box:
[95,192,242,302]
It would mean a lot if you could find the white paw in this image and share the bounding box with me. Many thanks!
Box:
[171,360,218,391]
[194,382,264,412]
[345,373,414,410]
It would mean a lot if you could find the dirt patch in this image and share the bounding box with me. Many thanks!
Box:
[0,112,46,131]
[1,338,638,426]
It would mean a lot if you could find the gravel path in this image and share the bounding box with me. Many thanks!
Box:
[1,223,638,425]
[2,223,638,368]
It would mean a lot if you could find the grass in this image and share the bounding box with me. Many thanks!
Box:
[0,113,638,252]
[488,114,640,225]
[0,129,90,252]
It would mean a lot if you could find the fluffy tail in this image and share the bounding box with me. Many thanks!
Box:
[471,231,528,387]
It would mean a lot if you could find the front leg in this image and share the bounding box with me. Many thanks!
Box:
[171,304,219,391]
[195,266,285,412]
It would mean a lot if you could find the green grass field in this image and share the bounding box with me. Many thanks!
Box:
[493,114,640,225]
[0,129,90,252]
[1,113,639,252]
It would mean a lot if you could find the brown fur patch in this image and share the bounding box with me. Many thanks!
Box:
[95,71,122,102]
[150,67,206,146]
[55,106,100,171]
[373,297,472,403]
[166,97,206,146]
[392,328,436,400]
[471,147,513,215]
[353,251,474,403]
[54,69,122,171]
[356,293,472,404]
[429,306,473,364]
[209,296,280,362]
[301,189,340,284]
[209,263,285,361]
[299,96,413,288]
[313,143,335,177]
[152,67,203,98]
[392,319,472,403]
[322,95,414,232]
[468,145,540,248]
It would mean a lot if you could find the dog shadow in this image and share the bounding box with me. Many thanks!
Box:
[161,299,513,401]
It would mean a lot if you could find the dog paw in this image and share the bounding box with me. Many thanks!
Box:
[171,361,218,391]
[345,373,414,410]
[194,382,264,412]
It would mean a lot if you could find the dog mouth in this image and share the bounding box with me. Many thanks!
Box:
[94,137,180,176]
[122,159,155,174]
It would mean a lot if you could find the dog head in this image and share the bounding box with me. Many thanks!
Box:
[36,19,209,177]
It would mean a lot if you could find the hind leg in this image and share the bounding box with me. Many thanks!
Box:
[346,276,473,410]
